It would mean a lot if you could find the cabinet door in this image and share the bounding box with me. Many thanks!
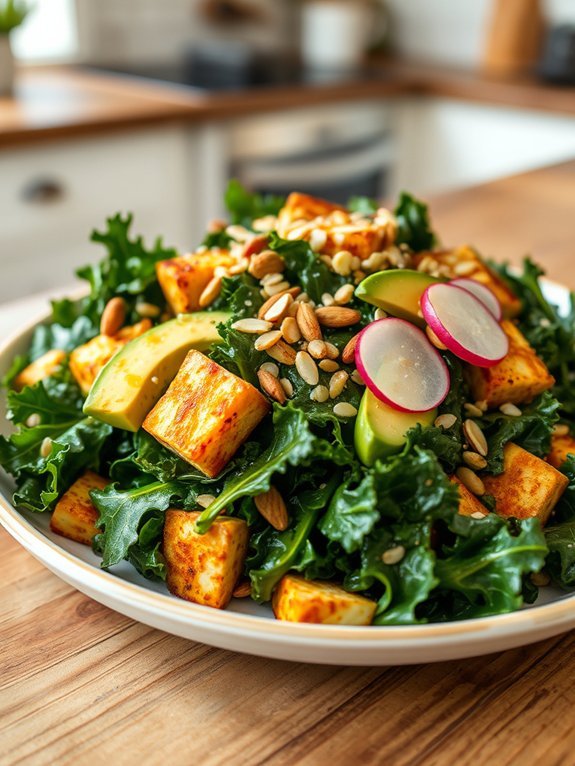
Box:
[0,127,193,301]
[393,99,575,196]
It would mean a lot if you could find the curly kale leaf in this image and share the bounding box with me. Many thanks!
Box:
[433,515,548,618]
[394,192,436,252]
[482,391,560,474]
[224,179,285,228]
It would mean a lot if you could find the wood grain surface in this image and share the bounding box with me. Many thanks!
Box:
[3,162,575,766]
[2,60,575,149]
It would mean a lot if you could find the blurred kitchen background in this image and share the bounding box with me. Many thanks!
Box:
[3,0,575,301]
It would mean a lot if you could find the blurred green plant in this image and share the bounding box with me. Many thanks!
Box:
[0,0,31,35]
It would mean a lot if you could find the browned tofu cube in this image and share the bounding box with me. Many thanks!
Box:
[450,476,489,517]
[276,191,396,260]
[156,249,234,314]
[163,509,249,608]
[277,191,345,228]
[547,433,575,469]
[414,245,522,318]
[272,574,377,625]
[482,443,568,526]
[466,320,554,408]
[69,319,151,395]
[143,349,270,478]
[14,349,66,391]
[50,470,109,545]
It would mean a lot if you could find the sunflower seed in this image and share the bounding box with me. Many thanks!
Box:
[295,351,319,385]
[319,359,340,372]
[310,385,329,403]
[40,437,53,458]
[254,330,282,351]
[434,413,457,429]
[463,419,488,456]
[334,284,355,305]
[329,370,349,399]
[279,377,294,397]
[333,402,357,418]
[232,318,273,334]
[382,545,405,565]
[464,402,484,418]
[26,413,41,428]
[456,466,485,496]
[260,362,279,377]
[463,451,488,470]
[500,402,522,417]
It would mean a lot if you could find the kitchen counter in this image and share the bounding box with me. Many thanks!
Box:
[3,160,575,765]
[2,60,575,148]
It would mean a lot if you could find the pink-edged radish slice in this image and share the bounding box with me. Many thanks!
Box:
[451,277,502,321]
[421,283,508,368]
[355,318,450,413]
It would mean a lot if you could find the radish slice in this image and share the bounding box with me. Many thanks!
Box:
[451,278,502,320]
[355,318,450,413]
[421,283,508,368]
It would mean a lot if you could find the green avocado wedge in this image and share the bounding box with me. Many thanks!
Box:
[354,389,437,466]
[83,311,230,431]
[355,269,441,327]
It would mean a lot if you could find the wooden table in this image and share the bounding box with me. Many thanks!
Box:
[3,161,575,766]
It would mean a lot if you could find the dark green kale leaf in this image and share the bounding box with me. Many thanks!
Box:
[194,404,317,533]
[481,391,560,474]
[346,524,437,625]
[552,454,575,524]
[347,196,378,215]
[0,371,112,512]
[545,518,575,588]
[224,179,285,228]
[394,192,436,252]
[92,478,201,568]
[248,475,340,602]
[405,355,466,472]
[268,232,347,304]
[29,214,175,359]
[127,512,166,581]
[433,515,548,618]
[319,471,378,553]
[492,258,575,421]
[344,449,458,624]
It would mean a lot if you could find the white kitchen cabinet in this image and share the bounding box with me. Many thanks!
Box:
[0,126,194,302]
[392,98,575,196]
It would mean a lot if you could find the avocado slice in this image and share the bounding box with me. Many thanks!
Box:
[84,311,230,431]
[354,389,436,466]
[355,269,441,327]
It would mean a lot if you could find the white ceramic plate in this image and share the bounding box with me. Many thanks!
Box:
[2,282,575,666]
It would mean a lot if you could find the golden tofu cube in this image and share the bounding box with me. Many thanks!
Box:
[277,191,345,228]
[69,319,151,395]
[14,349,66,391]
[156,249,234,314]
[163,509,249,608]
[50,470,109,545]
[414,245,522,318]
[272,574,377,625]
[450,476,488,517]
[466,320,554,408]
[276,191,395,261]
[547,433,575,469]
[143,349,270,478]
[482,443,568,526]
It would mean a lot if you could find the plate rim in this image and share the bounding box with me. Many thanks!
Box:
[2,279,575,654]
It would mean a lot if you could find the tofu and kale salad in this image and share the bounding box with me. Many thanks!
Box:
[3,181,575,626]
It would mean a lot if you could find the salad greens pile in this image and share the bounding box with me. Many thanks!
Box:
[2,183,575,624]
